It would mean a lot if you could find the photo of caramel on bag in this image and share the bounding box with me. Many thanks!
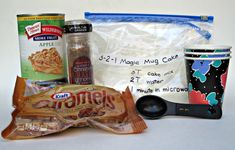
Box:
[2,77,147,140]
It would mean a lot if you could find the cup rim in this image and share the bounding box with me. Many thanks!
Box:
[184,44,232,50]
[184,52,231,55]
[185,56,231,60]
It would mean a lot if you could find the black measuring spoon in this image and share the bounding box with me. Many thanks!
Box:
[136,95,222,119]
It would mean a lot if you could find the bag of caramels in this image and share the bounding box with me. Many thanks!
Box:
[2,77,147,140]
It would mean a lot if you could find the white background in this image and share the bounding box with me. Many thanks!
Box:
[0,0,235,150]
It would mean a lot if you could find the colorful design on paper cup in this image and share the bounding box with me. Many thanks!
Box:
[185,49,230,53]
[186,59,230,106]
[188,83,193,92]
[188,84,219,105]
[215,49,230,52]
[192,60,212,83]
[192,59,222,83]
[206,92,218,106]
[221,70,228,88]
[215,50,224,52]
[189,89,208,104]
[200,55,209,58]
[193,71,206,83]
[192,60,212,74]
[185,54,229,58]
[212,60,222,68]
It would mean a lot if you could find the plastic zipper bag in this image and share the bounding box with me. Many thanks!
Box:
[85,12,214,103]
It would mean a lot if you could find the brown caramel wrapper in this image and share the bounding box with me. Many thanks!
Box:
[2,77,147,140]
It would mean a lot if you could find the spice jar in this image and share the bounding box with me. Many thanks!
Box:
[64,20,93,84]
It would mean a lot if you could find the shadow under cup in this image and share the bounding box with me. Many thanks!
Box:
[185,57,230,107]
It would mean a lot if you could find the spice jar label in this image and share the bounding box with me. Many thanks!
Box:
[70,56,93,84]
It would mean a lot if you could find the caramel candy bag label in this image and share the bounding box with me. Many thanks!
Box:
[2,77,147,139]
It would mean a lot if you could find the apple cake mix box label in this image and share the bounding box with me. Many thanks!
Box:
[17,14,66,81]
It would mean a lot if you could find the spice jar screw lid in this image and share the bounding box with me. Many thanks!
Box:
[64,19,92,33]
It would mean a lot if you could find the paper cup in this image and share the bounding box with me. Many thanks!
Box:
[185,56,231,106]
[185,44,231,53]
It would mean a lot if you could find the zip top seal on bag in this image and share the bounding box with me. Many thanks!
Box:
[85,12,213,22]
[85,12,214,40]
